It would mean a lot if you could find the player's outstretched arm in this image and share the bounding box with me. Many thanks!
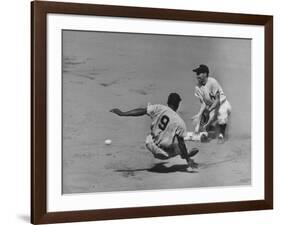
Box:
[110,108,147,117]
[192,99,207,133]
[202,91,220,130]
[193,89,206,118]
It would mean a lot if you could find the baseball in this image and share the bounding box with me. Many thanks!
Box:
[105,139,112,145]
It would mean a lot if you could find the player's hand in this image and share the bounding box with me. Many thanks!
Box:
[110,108,123,116]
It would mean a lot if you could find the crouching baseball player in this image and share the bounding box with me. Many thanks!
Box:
[110,93,199,169]
[192,64,231,143]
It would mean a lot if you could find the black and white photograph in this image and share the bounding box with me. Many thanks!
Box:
[30,1,273,224]
[62,30,251,194]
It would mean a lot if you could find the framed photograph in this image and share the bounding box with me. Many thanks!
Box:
[31,1,273,224]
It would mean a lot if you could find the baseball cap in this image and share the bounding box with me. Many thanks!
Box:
[168,93,182,104]
[192,64,209,74]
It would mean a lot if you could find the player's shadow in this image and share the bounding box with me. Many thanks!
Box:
[148,162,198,173]
[116,162,198,174]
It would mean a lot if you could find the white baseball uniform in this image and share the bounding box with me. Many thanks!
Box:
[195,77,231,124]
[145,103,187,159]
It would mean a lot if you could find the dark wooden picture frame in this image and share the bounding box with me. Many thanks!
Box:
[31,1,273,224]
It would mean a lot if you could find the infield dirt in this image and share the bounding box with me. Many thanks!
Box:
[62,31,251,194]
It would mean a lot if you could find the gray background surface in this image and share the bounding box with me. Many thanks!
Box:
[62,30,251,194]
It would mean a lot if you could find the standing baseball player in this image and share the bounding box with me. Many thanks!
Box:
[192,64,231,143]
[110,93,199,169]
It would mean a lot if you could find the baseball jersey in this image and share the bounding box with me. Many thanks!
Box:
[146,104,187,148]
[194,77,227,106]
